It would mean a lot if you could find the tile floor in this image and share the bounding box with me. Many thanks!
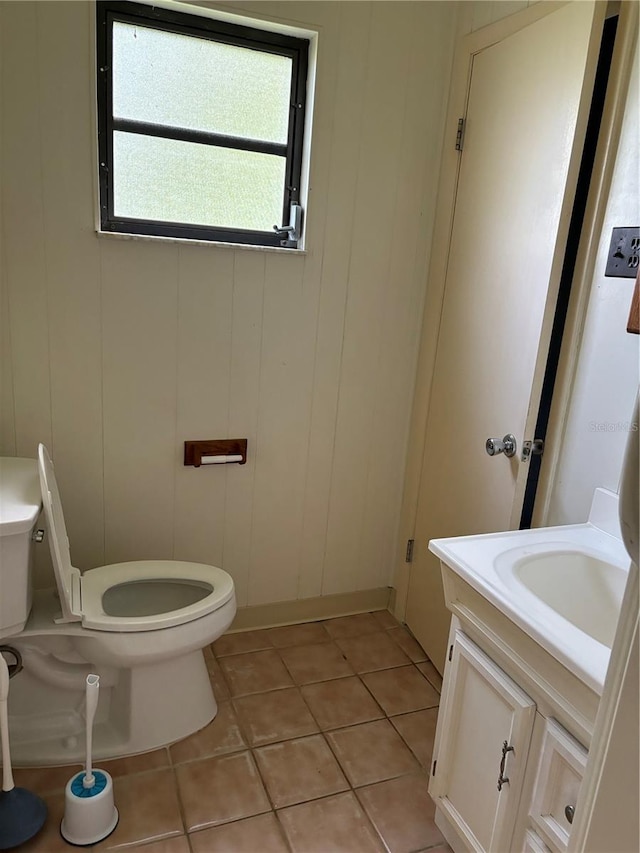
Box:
[16,610,452,853]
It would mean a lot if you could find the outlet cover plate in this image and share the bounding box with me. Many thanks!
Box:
[605,226,640,278]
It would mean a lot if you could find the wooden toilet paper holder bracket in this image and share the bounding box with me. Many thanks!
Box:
[184,439,248,467]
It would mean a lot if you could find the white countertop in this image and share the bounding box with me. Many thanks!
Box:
[429,489,631,694]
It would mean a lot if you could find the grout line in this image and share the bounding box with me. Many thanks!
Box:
[184,829,195,853]
[168,763,189,841]
[246,748,277,815]
[272,809,295,853]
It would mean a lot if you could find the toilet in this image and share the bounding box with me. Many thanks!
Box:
[0,446,236,765]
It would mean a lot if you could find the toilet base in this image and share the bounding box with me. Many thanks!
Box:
[6,649,217,766]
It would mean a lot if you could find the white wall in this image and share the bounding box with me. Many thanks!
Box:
[0,1,458,609]
[547,42,639,526]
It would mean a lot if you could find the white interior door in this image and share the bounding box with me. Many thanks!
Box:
[406,2,605,671]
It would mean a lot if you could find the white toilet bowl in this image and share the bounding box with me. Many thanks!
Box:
[0,447,237,765]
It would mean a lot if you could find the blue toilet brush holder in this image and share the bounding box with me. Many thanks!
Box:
[61,769,118,845]
[61,675,118,845]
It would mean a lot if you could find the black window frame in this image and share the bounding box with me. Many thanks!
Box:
[96,0,308,247]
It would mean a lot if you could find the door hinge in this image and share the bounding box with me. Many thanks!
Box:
[432,759,437,776]
[448,644,453,662]
[405,539,415,563]
[455,117,465,151]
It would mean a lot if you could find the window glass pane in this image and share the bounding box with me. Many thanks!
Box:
[112,22,292,145]
[113,132,286,232]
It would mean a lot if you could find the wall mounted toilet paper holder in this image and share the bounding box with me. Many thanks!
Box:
[184,439,248,467]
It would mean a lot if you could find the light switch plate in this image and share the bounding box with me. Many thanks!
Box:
[605,226,640,278]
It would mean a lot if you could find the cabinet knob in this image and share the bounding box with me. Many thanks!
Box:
[565,804,575,825]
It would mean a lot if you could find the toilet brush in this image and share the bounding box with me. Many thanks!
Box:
[61,674,118,845]
[0,655,47,850]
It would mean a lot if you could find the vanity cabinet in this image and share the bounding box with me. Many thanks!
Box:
[425,492,626,852]
[430,630,535,851]
[430,625,589,853]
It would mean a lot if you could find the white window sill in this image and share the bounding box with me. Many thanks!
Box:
[96,228,306,255]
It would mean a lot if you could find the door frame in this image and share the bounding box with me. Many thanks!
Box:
[532,0,638,529]
[391,0,610,622]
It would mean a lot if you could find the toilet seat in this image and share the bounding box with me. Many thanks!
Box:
[80,561,234,632]
[38,444,233,633]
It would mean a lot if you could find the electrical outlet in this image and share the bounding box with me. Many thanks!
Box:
[605,227,640,278]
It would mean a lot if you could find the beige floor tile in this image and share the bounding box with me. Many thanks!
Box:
[362,666,440,716]
[233,687,319,746]
[278,791,384,853]
[169,702,246,764]
[98,768,183,849]
[204,646,230,700]
[176,751,270,832]
[326,719,420,787]
[391,709,439,769]
[356,774,444,853]
[12,764,83,796]
[131,837,190,853]
[336,631,411,673]
[323,613,381,639]
[371,609,400,630]
[254,734,348,808]
[266,621,331,648]
[213,629,273,657]
[18,621,446,853]
[417,660,443,693]
[279,642,354,684]
[100,748,170,779]
[218,649,293,697]
[388,627,428,663]
[301,676,384,730]
[189,813,290,852]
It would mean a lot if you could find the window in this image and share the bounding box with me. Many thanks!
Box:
[96,1,309,247]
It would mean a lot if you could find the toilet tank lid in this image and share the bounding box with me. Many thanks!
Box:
[0,457,41,536]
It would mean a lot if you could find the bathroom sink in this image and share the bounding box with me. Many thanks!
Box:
[495,546,627,647]
[429,488,631,693]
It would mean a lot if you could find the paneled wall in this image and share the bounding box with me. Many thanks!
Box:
[456,0,537,36]
[0,1,457,609]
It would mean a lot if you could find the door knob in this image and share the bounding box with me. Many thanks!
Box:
[485,434,517,458]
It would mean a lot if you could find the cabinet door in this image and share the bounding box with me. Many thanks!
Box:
[431,630,536,851]
[524,829,552,852]
[529,718,587,852]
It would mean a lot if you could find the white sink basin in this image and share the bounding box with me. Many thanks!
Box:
[495,545,627,647]
[429,489,631,693]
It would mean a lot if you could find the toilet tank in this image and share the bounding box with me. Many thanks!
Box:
[0,457,41,639]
